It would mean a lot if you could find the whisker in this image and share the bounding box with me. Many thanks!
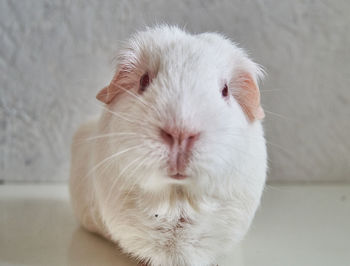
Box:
[260,89,282,92]
[73,134,141,148]
[110,156,151,222]
[120,155,150,196]
[93,101,162,131]
[84,144,145,179]
[85,132,138,141]
[265,140,293,156]
[92,101,147,125]
[263,109,294,121]
[105,155,145,204]
[114,84,158,113]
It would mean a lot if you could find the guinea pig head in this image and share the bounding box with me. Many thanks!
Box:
[96,26,265,193]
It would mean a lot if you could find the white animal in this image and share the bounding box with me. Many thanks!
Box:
[70,25,267,266]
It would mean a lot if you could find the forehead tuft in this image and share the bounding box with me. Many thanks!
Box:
[128,26,232,57]
[117,25,253,82]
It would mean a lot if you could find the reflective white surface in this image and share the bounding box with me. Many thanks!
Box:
[0,184,349,266]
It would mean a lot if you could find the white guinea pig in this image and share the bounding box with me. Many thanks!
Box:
[70,25,267,266]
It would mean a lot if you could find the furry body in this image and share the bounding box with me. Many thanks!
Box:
[70,26,267,266]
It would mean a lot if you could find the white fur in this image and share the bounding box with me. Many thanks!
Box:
[70,25,267,266]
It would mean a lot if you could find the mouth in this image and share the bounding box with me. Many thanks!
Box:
[169,173,187,180]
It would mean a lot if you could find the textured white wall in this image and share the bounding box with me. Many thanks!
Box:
[1,0,350,183]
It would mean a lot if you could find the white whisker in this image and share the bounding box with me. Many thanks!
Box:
[105,155,145,203]
[85,144,145,179]
[263,109,294,121]
[114,84,158,113]
[85,132,138,141]
[93,101,146,125]
[115,156,151,213]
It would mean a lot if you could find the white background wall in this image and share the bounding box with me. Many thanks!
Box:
[1,0,349,183]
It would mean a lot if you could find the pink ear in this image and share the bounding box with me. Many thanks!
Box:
[231,72,265,122]
[96,71,122,104]
[96,67,137,104]
[96,86,115,104]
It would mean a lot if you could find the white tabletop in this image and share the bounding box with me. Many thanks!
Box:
[0,184,349,266]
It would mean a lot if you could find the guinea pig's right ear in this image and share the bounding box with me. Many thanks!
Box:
[96,68,126,104]
[96,49,142,104]
[96,86,113,104]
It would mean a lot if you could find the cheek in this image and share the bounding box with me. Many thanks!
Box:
[189,110,247,171]
[229,99,250,127]
[139,172,171,192]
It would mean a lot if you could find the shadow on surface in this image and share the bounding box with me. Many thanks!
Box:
[68,227,138,266]
[0,196,137,266]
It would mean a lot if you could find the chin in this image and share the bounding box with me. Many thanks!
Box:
[139,171,193,193]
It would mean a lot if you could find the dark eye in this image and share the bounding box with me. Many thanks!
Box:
[222,84,228,98]
[139,73,150,93]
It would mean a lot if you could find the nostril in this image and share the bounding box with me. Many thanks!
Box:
[188,135,196,140]
[160,127,200,149]
[186,132,200,147]
[160,128,174,146]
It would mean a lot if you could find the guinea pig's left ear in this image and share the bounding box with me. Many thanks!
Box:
[231,68,265,122]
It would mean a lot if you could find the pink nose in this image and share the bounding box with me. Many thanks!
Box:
[160,128,200,149]
[160,127,200,177]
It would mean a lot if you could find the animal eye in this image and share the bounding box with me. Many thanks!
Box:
[222,84,228,98]
[139,73,150,93]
